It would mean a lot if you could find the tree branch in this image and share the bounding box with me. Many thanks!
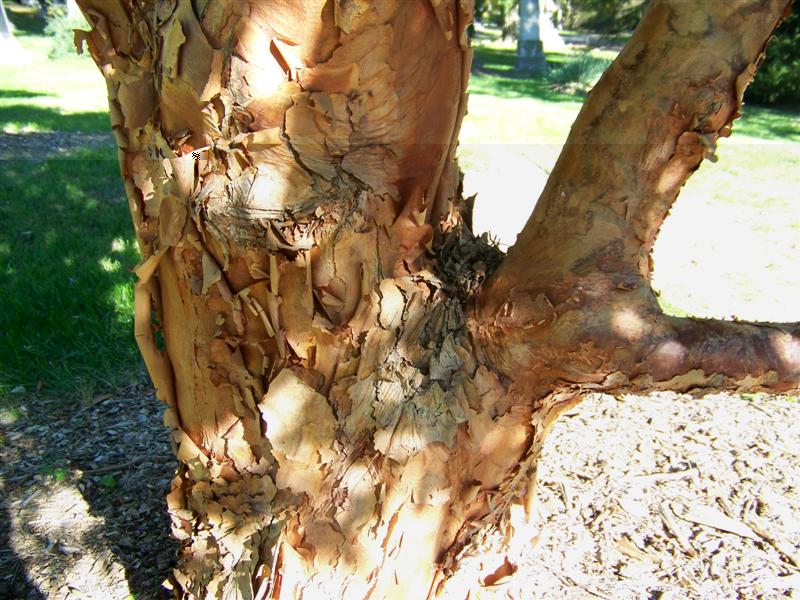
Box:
[471,278,800,398]
[477,0,793,318]
[631,315,800,393]
[471,0,797,396]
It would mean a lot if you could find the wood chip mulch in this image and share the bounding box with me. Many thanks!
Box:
[1,388,798,599]
[0,382,176,600]
[513,392,800,599]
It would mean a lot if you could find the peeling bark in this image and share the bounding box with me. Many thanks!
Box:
[476,0,799,395]
[74,0,798,598]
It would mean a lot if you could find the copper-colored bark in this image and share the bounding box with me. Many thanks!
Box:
[74,0,797,598]
[476,0,799,396]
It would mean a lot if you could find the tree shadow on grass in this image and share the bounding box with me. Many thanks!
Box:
[0,104,110,134]
[0,146,139,404]
[0,90,53,100]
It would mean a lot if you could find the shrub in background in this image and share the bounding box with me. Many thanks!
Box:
[746,11,800,107]
[548,50,613,94]
[44,2,87,59]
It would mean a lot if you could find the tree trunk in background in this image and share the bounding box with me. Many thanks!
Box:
[0,0,11,37]
[0,0,25,65]
[74,0,797,598]
[517,0,548,73]
[540,0,566,53]
[66,0,80,19]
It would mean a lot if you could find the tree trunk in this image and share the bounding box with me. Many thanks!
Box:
[0,0,11,37]
[540,0,566,53]
[74,0,798,598]
[517,0,548,73]
[0,0,26,65]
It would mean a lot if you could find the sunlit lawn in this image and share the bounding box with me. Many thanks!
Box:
[0,4,109,133]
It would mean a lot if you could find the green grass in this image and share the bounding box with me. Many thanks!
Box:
[468,43,800,143]
[470,44,614,101]
[0,102,111,133]
[0,148,142,404]
[0,4,140,407]
[1,4,108,133]
[734,105,800,143]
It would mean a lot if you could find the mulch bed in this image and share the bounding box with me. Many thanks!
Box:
[2,389,798,599]
[0,382,176,600]
[515,392,800,599]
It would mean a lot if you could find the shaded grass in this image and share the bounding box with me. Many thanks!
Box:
[0,105,111,133]
[0,148,143,406]
[0,90,53,99]
[470,45,602,102]
[735,105,800,143]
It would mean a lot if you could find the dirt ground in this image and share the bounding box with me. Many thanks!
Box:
[0,382,176,600]
[1,386,798,599]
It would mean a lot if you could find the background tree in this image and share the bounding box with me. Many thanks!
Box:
[746,8,800,105]
[74,0,798,598]
[555,0,648,32]
[0,0,26,65]
[474,0,517,32]
[517,0,549,73]
[474,0,562,52]
[0,0,14,37]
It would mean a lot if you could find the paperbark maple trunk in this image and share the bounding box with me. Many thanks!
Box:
[74,0,798,598]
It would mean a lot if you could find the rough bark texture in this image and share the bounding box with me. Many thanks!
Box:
[74,0,798,598]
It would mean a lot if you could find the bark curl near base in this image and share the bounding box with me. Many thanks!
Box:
[74,0,797,598]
